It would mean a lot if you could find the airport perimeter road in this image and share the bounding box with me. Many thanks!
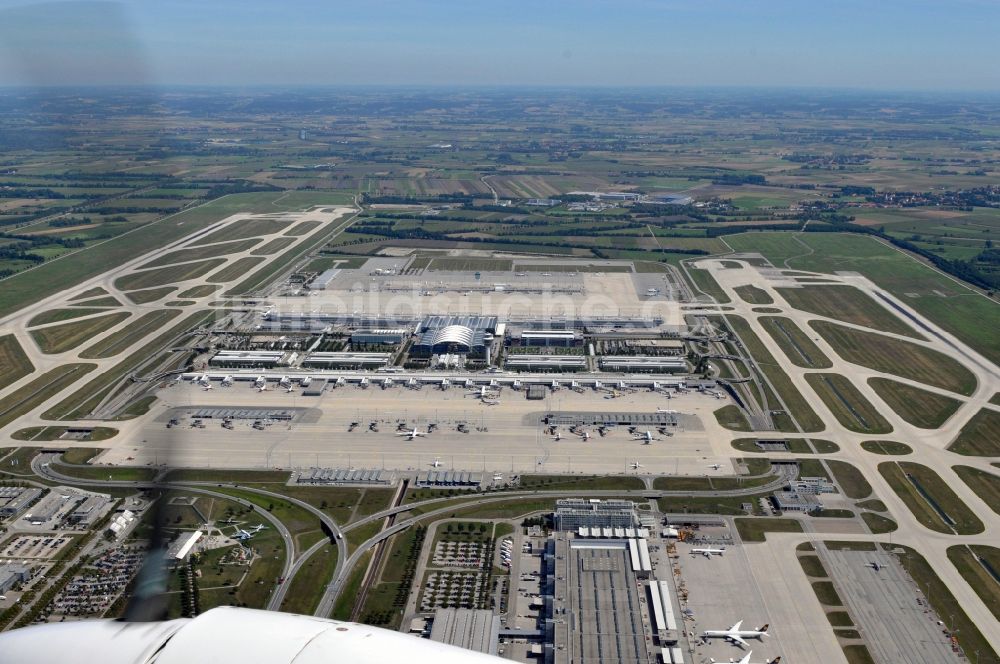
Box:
[313,472,795,617]
[30,456,345,612]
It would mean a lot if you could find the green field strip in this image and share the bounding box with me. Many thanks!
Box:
[29,312,132,354]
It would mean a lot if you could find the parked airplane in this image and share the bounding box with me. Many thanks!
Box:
[577,430,591,441]
[469,386,489,399]
[430,458,443,468]
[633,430,655,444]
[702,621,769,647]
[552,431,562,441]
[630,461,643,470]
[710,651,781,664]
[708,463,722,470]
[397,428,428,440]
[202,383,214,391]
[691,547,725,558]
[232,524,266,541]
[867,561,883,572]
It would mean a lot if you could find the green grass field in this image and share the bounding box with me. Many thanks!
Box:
[946,545,1000,622]
[731,438,839,454]
[947,408,1000,456]
[12,426,117,442]
[826,460,873,499]
[734,517,803,542]
[138,238,260,269]
[177,284,220,298]
[43,311,212,420]
[861,512,897,533]
[68,287,108,301]
[725,232,1000,367]
[811,321,977,395]
[714,404,751,431]
[80,310,182,359]
[0,192,334,318]
[123,287,177,304]
[860,440,912,455]
[733,285,773,304]
[804,373,893,435]
[759,316,832,368]
[206,256,266,283]
[952,466,1000,516]
[251,237,297,255]
[867,377,961,428]
[115,258,226,291]
[725,315,825,432]
[0,335,34,391]
[27,308,115,326]
[777,284,921,337]
[685,264,731,303]
[29,312,131,354]
[878,462,983,535]
[0,364,96,428]
[70,296,120,307]
[192,219,296,246]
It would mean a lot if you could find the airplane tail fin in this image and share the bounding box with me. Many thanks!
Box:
[769,657,781,664]
[758,624,769,634]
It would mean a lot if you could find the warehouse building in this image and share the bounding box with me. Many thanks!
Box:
[209,350,289,368]
[598,356,687,373]
[518,330,582,347]
[349,328,409,345]
[310,269,341,290]
[22,491,69,525]
[429,608,501,656]
[67,494,112,527]
[553,499,638,531]
[301,352,392,369]
[771,490,820,512]
[545,533,655,664]
[0,564,31,594]
[415,471,483,489]
[504,355,587,372]
[0,487,42,518]
[295,468,394,486]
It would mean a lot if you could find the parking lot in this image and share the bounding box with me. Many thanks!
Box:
[0,535,71,560]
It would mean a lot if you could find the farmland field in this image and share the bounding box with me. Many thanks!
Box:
[811,321,977,395]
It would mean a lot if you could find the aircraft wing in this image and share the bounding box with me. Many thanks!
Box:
[737,653,752,664]
[728,620,743,632]
[727,635,749,648]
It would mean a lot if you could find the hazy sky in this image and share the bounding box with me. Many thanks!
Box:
[0,0,998,90]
